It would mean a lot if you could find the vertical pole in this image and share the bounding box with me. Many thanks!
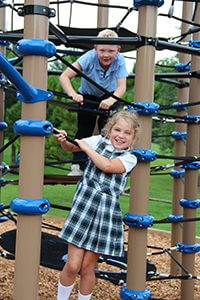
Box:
[126,5,157,291]
[97,0,109,28]
[170,1,193,274]
[181,5,200,300]
[13,1,49,300]
[0,5,6,194]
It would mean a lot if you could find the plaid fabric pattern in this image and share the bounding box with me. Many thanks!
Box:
[60,141,130,256]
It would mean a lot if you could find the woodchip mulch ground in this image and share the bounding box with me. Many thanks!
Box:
[1,216,200,300]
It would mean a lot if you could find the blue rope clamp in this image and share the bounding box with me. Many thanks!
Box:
[10,198,50,215]
[0,40,10,46]
[177,242,200,254]
[132,102,160,115]
[186,115,200,123]
[170,169,185,178]
[175,63,191,72]
[0,178,6,187]
[167,214,183,221]
[120,286,151,300]
[131,148,157,161]
[183,161,200,170]
[134,0,164,8]
[16,39,56,58]
[171,131,187,140]
[123,213,154,228]
[13,120,53,136]
[172,102,188,111]
[180,199,200,209]
[0,122,7,130]
[188,40,200,48]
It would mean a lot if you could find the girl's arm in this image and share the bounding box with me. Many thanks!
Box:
[76,139,126,174]
[99,77,127,110]
[59,61,84,104]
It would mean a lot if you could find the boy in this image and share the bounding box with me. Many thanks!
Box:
[59,29,128,175]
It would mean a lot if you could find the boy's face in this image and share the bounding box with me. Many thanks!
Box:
[94,44,120,69]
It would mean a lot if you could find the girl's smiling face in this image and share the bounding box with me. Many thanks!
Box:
[109,118,134,150]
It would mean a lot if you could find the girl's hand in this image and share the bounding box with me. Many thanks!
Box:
[53,129,67,144]
[99,98,116,110]
[71,93,84,105]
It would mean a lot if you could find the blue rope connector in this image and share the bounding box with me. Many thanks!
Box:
[172,102,188,111]
[123,213,154,228]
[0,122,8,131]
[170,169,185,178]
[180,199,200,209]
[120,286,151,299]
[132,102,160,115]
[188,40,200,48]
[131,149,157,161]
[183,161,200,170]
[175,63,191,72]
[171,131,187,140]
[177,243,200,254]
[134,0,164,8]
[10,198,50,215]
[167,214,183,221]
[16,39,56,58]
[13,120,53,136]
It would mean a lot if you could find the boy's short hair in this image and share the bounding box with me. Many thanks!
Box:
[97,29,118,38]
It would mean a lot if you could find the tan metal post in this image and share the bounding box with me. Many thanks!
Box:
[170,1,193,274]
[126,5,157,292]
[0,4,6,194]
[97,0,109,28]
[181,5,200,300]
[13,1,49,300]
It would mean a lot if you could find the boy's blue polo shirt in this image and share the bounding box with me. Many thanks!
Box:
[77,49,128,97]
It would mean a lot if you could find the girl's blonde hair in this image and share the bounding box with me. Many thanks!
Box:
[97,29,118,38]
[102,110,140,147]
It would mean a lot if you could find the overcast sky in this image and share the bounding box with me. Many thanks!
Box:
[5,1,190,70]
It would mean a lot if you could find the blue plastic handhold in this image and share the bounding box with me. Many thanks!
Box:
[16,39,56,58]
[120,286,151,299]
[170,169,185,178]
[123,213,154,228]
[10,198,50,215]
[180,199,200,209]
[177,243,200,254]
[13,120,53,136]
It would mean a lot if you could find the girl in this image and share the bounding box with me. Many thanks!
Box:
[54,110,140,300]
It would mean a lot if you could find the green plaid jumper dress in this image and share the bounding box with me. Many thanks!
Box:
[60,139,134,257]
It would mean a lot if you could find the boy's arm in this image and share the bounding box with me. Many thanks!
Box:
[59,61,84,104]
[99,77,127,110]
[76,139,126,174]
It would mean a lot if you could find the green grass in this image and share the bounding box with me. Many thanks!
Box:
[1,142,200,235]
